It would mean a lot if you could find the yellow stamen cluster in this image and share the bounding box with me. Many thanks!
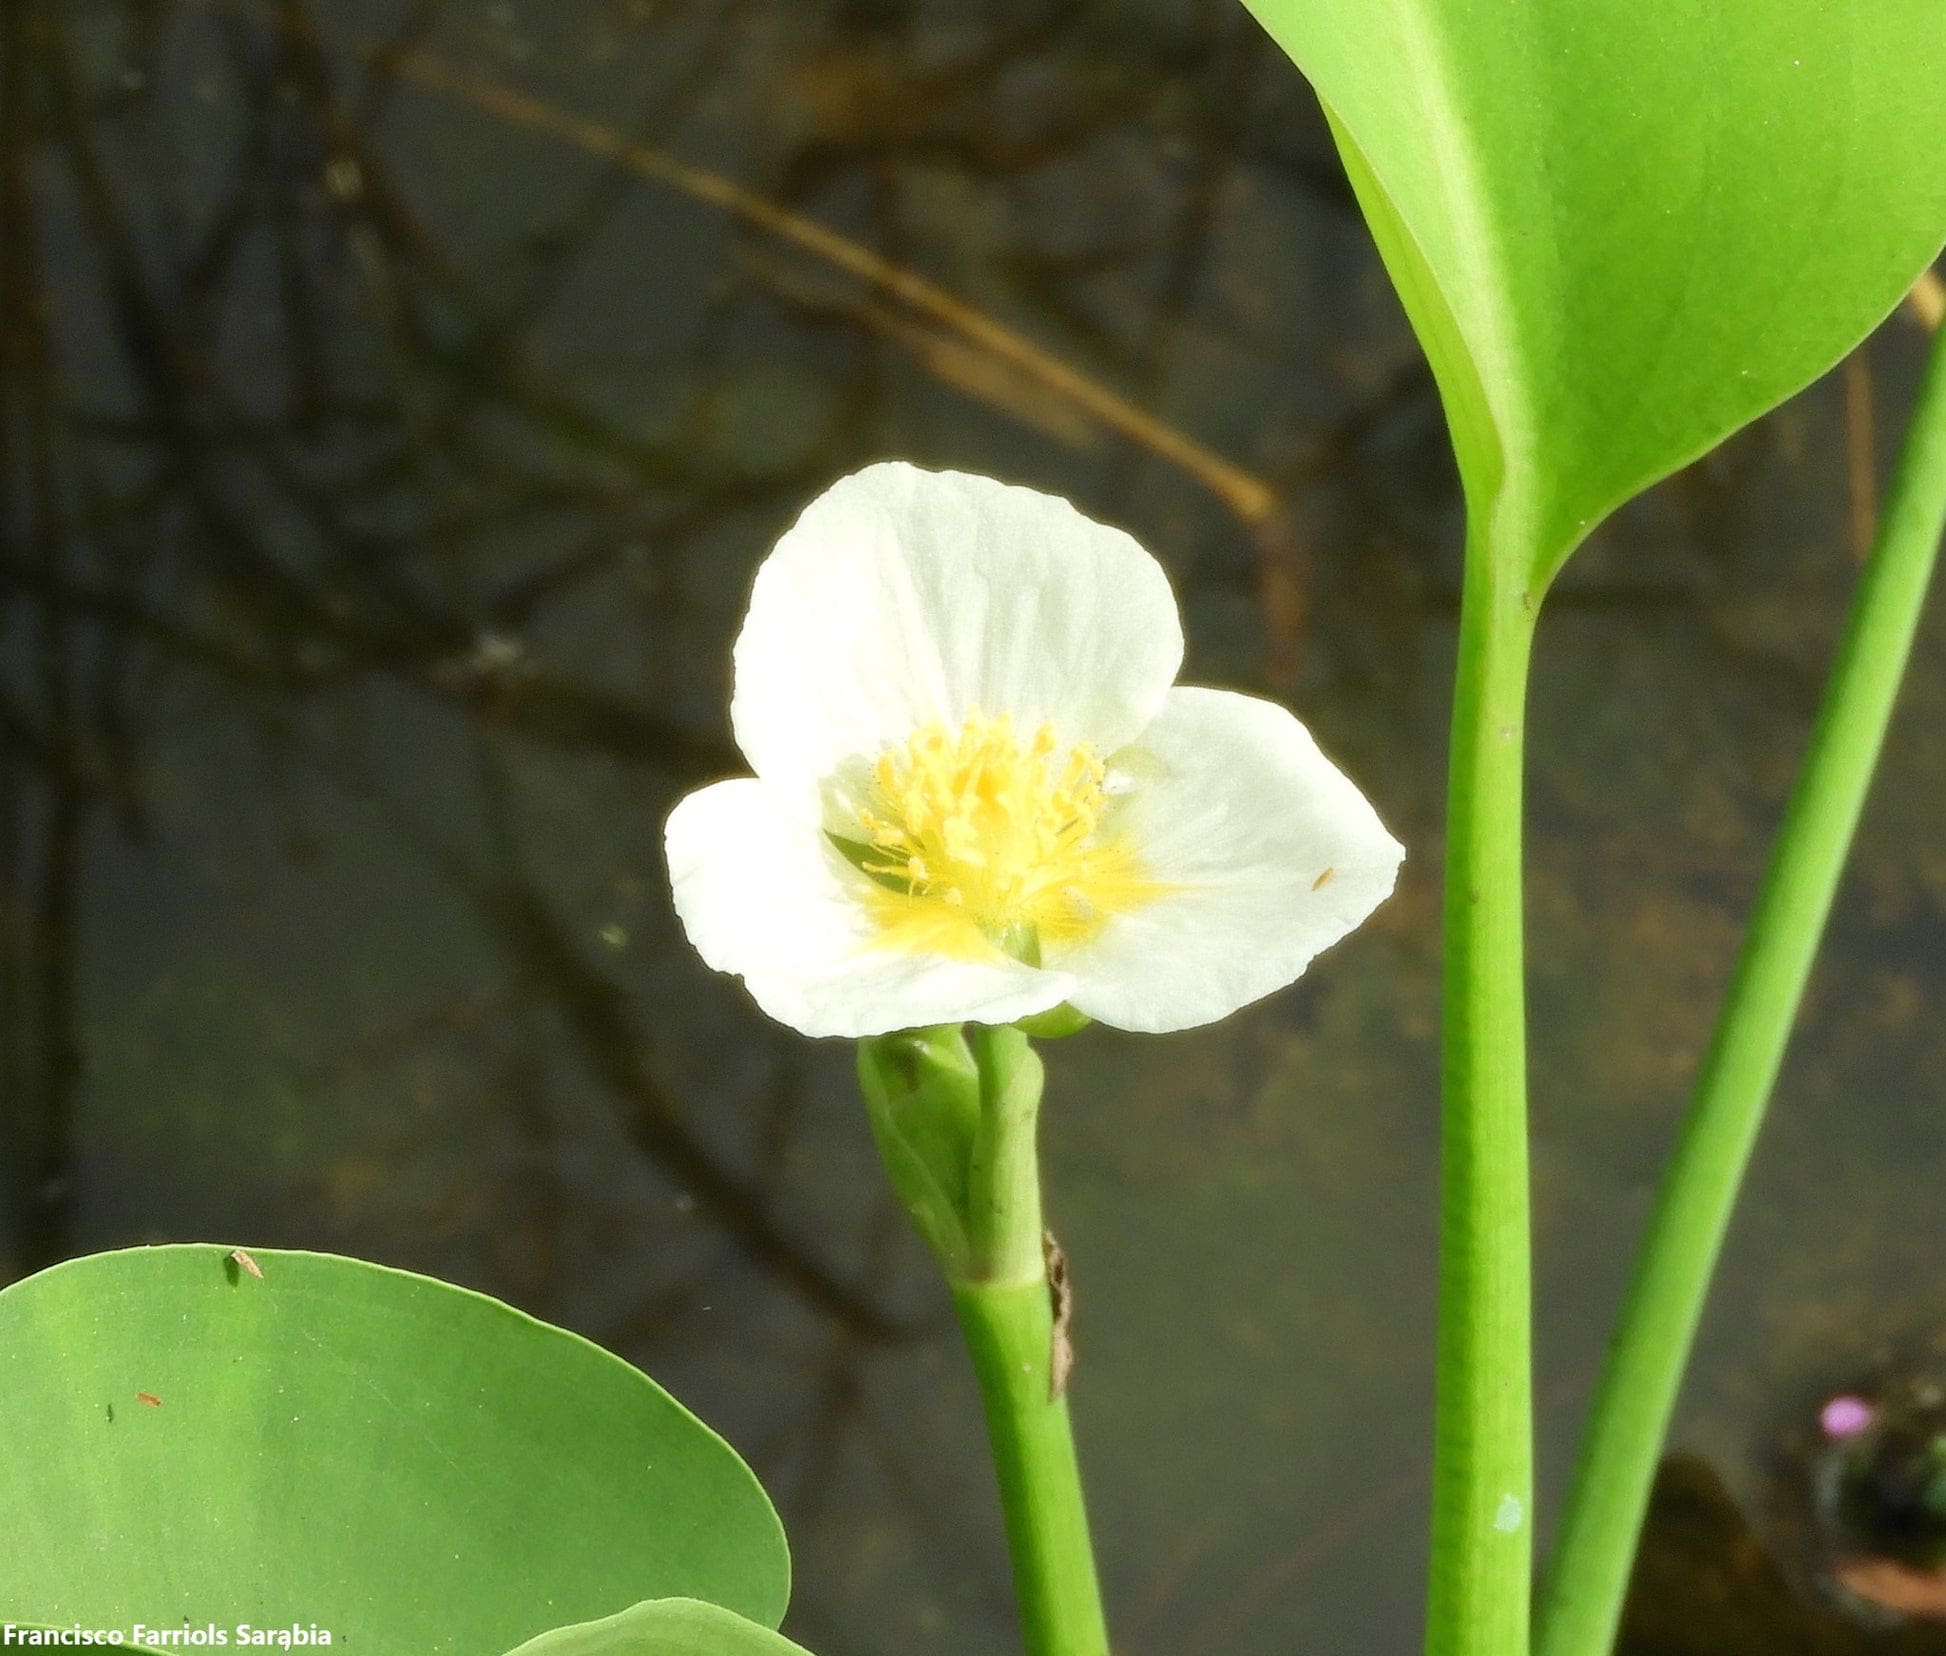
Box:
[850,710,1154,961]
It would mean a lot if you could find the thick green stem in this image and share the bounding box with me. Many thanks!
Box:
[952,1024,1107,1656]
[952,1276,1108,1656]
[1538,323,1946,1656]
[1428,542,1539,1656]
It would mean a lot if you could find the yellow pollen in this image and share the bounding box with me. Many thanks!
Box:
[846,710,1159,962]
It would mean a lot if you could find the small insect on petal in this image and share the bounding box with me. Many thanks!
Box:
[229,1246,264,1280]
[1312,867,1336,891]
[136,1392,162,1408]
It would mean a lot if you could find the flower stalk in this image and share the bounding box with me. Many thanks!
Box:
[1538,319,1946,1656]
[953,1275,1106,1656]
[861,1023,1109,1656]
[962,1026,1051,1287]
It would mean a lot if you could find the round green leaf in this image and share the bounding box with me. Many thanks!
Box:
[1244,0,1946,581]
[0,1247,790,1650]
[504,1599,815,1655]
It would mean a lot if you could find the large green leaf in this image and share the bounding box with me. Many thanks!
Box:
[504,1599,815,1655]
[1244,0,1946,580]
[0,1247,790,1651]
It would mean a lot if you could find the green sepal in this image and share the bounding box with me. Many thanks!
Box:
[1014,1004,1092,1039]
[857,1025,983,1275]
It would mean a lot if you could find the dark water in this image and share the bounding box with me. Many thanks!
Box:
[3,3,1943,1651]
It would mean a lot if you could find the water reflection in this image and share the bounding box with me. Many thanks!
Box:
[2,2,1942,1651]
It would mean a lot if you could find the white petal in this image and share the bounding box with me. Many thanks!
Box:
[1059,687,1404,1033]
[664,778,1073,1038]
[730,462,1183,789]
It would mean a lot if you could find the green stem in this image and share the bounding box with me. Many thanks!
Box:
[1427,536,1539,1656]
[953,1277,1108,1656]
[964,1025,1049,1286]
[953,1024,1109,1656]
[860,1023,1106,1650]
[1538,321,1946,1656]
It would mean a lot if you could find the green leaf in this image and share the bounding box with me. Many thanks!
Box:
[503,1598,816,1655]
[0,1247,790,1652]
[1244,0,1946,581]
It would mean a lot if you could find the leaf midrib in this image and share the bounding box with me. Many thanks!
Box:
[1377,0,1540,517]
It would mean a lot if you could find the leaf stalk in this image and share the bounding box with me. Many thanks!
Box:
[1427,536,1540,1656]
[1538,320,1946,1656]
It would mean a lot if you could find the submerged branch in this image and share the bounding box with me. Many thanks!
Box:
[382,47,1280,527]
[1909,267,1943,333]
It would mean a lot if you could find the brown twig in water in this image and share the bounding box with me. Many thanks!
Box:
[1909,267,1944,333]
[741,247,1103,451]
[1852,267,1946,563]
[380,48,1279,526]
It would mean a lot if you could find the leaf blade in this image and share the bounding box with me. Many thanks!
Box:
[1246,0,1946,578]
[0,1247,790,1653]
[503,1598,818,1655]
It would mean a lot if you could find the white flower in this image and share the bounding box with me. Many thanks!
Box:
[665,462,1404,1039]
